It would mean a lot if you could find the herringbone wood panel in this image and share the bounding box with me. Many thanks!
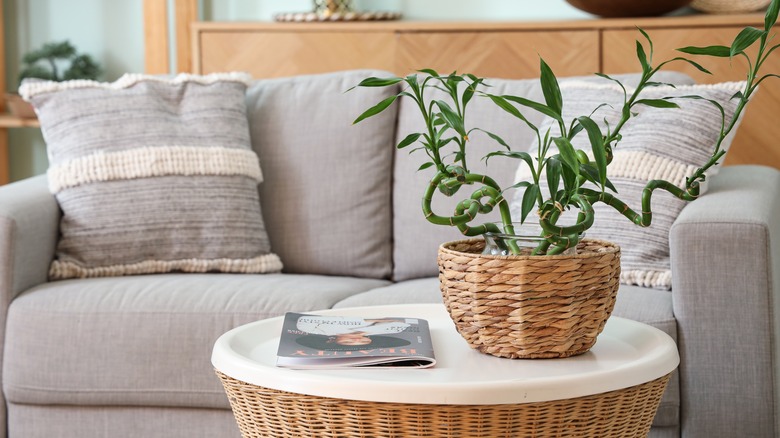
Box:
[396,31,599,79]
[199,32,396,78]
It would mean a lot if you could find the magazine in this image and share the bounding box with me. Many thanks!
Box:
[276,312,436,369]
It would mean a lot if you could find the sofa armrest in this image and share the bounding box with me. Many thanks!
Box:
[670,165,780,438]
[0,175,59,300]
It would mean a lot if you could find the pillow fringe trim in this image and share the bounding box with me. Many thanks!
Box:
[20,72,253,100]
[49,254,283,280]
[620,269,672,291]
[515,150,699,187]
[48,146,263,193]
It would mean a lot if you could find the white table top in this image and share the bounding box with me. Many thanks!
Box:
[212,304,679,405]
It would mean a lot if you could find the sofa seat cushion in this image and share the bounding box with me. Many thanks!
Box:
[3,273,389,409]
[333,278,678,427]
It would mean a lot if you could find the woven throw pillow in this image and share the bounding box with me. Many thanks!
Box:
[21,73,282,280]
[510,80,746,290]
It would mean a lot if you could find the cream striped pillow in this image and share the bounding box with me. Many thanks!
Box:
[22,73,282,280]
[511,80,746,290]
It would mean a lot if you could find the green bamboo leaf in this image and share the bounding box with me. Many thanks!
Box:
[636,40,650,73]
[634,99,680,109]
[766,0,779,31]
[502,95,563,123]
[462,85,476,107]
[677,45,731,57]
[487,95,540,131]
[660,57,712,75]
[637,27,654,57]
[560,159,577,193]
[404,74,420,95]
[730,27,765,58]
[674,94,725,117]
[471,128,511,150]
[483,151,534,169]
[580,164,618,192]
[356,77,403,88]
[397,132,422,149]
[553,137,580,177]
[756,73,780,86]
[508,181,531,191]
[539,58,563,116]
[434,100,467,137]
[568,120,584,140]
[521,184,540,223]
[576,116,607,189]
[418,69,439,77]
[644,81,677,88]
[546,157,562,199]
[418,162,434,171]
[353,94,398,124]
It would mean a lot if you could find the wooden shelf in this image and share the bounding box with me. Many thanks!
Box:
[0,113,39,128]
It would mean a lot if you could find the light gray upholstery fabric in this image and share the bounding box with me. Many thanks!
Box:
[2,273,389,408]
[670,165,780,438]
[392,72,695,281]
[0,175,59,297]
[334,278,679,427]
[7,404,239,438]
[0,175,60,438]
[509,80,744,291]
[23,74,281,279]
[333,277,441,308]
[246,70,397,279]
[649,426,680,438]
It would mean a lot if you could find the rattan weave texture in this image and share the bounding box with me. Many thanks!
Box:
[216,370,670,438]
[438,238,621,359]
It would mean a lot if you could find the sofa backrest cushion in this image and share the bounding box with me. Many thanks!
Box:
[246,70,398,279]
[391,71,695,281]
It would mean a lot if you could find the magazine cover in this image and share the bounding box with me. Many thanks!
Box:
[276,312,436,369]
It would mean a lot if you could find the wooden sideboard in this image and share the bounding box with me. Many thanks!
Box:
[191,14,780,169]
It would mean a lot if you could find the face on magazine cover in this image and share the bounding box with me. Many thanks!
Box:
[296,334,411,351]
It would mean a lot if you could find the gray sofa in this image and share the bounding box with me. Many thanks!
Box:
[0,69,778,438]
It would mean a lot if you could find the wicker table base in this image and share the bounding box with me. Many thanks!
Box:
[217,370,671,438]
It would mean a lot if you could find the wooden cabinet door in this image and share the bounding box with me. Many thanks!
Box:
[603,26,780,169]
[197,31,396,78]
[397,30,600,79]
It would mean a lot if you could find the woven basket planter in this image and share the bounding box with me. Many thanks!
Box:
[438,238,621,359]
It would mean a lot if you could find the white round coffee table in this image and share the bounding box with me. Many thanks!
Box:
[213,303,678,438]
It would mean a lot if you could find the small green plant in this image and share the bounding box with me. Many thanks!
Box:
[18,40,101,85]
[353,0,779,256]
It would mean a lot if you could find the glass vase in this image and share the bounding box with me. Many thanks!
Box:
[482,224,578,256]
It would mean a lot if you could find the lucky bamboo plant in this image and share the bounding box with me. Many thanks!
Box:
[353,0,780,256]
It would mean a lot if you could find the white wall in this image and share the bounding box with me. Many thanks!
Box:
[2,0,594,181]
[4,0,143,181]
[201,0,592,21]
